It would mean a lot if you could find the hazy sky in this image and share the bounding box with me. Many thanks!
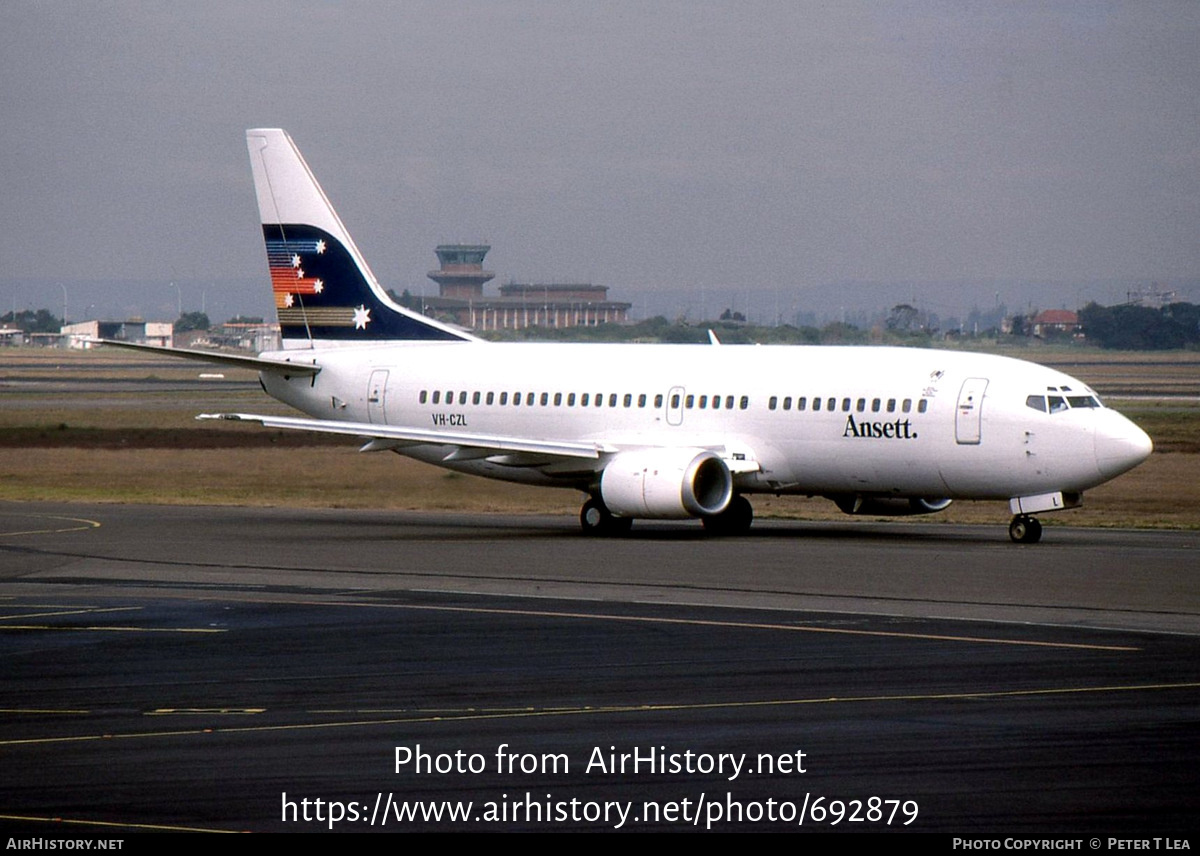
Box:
[2,1,1198,323]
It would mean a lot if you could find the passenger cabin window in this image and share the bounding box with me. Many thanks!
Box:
[671,394,680,409]
[581,393,590,406]
[856,398,865,412]
[842,398,851,412]
[871,398,881,412]
[609,393,618,407]
[902,399,912,413]
[826,397,835,411]
[813,397,821,412]
[918,400,928,413]
[797,397,807,411]
[624,394,633,408]
[638,394,647,407]
[769,396,778,411]
[887,398,896,413]
[782,396,792,410]
[419,390,428,404]
[486,392,494,405]
[472,391,481,405]
[554,393,562,406]
[740,396,750,410]
[725,395,735,409]
[432,391,441,404]
[567,393,576,406]
[654,394,663,408]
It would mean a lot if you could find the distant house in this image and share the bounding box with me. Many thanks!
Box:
[1030,309,1081,338]
[61,320,173,349]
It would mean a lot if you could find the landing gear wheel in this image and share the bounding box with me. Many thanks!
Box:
[580,497,633,536]
[703,495,754,536]
[1008,515,1043,544]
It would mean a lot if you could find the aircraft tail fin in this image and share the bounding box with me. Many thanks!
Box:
[245,128,473,347]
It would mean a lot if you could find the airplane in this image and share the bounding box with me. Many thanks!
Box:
[106,128,1154,543]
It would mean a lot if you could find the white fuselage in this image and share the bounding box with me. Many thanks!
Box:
[259,341,1151,502]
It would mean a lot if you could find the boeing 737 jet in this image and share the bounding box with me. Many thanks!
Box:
[107,129,1153,543]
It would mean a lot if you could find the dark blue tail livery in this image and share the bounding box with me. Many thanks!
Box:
[263,223,465,342]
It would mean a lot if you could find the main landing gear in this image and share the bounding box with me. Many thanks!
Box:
[580,497,633,536]
[702,494,754,536]
[578,495,755,536]
[1008,515,1043,544]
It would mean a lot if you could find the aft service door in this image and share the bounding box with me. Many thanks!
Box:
[955,377,988,445]
[367,369,389,424]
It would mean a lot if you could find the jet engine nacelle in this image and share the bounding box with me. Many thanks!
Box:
[600,448,733,519]
[832,495,954,516]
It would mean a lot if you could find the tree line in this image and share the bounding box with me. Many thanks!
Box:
[4,300,1197,351]
[1078,301,1200,350]
[1,309,62,333]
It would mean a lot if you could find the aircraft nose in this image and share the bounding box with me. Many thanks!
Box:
[1094,411,1153,480]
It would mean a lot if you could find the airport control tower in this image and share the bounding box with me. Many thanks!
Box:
[427,244,495,300]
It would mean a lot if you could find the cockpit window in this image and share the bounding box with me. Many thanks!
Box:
[1032,392,1103,413]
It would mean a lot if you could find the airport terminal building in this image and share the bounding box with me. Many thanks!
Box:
[417,244,631,332]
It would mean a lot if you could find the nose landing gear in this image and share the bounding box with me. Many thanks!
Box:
[1008,515,1043,544]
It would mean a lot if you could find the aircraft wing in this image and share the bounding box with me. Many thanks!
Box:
[197,412,609,460]
[197,412,763,475]
[96,339,320,376]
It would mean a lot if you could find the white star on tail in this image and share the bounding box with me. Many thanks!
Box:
[352,305,371,329]
[315,240,326,254]
[284,293,295,308]
[291,254,301,268]
[313,279,324,293]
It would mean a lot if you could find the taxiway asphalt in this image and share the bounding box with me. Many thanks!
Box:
[1,502,1197,833]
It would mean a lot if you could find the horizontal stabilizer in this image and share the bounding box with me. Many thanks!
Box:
[96,339,320,376]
